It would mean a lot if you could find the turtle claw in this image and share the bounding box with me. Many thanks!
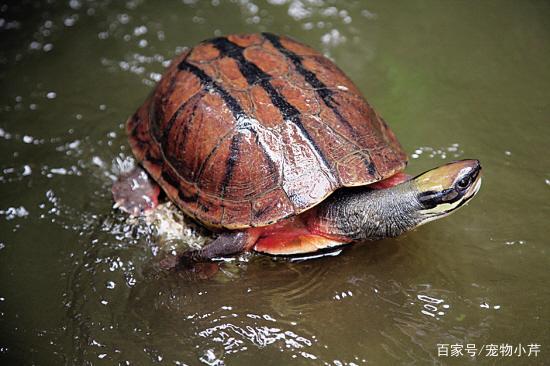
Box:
[112,167,160,216]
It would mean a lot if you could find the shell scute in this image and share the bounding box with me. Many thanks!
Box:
[227,33,264,48]
[187,43,219,63]
[164,92,236,184]
[270,77,322,117]
[243,46,289,78]
[299,55,361,95]
[251,188,295,227]
[250,85,285,128]
[215,57,250,90]
[221,200,252,228]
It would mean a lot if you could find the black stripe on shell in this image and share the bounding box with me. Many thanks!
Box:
[262,32,378,176]
[209,36,337,182]
[161,170,181,190]
[177,57,278,198]
[161,91,204,156]
[178,60,246,121]
[220,133,242,198]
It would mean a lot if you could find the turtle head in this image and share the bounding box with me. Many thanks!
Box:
[412,159,482,223]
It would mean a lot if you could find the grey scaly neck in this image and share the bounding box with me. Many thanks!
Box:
[312,181,424,241]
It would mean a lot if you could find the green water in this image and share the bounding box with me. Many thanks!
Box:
[1,1,549,364]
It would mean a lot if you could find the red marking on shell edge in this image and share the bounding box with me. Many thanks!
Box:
[369,172,411,189]
[250,215,349,255]
[254,232,348,255]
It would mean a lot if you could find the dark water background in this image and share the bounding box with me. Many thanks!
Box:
[1,0,549,364]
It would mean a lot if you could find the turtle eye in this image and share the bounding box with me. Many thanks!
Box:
[456,176,471,190]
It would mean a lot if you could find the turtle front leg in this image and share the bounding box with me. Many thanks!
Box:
[112,166,160,216]
[178,229,261,266]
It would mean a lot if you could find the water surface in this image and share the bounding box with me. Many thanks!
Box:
[1,0,549,364]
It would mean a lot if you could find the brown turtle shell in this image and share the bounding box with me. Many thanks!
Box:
[127,33,407,229]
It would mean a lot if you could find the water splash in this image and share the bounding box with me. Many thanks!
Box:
[410,143,464,160]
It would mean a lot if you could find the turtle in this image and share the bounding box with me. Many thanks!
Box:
[113,33,482,265]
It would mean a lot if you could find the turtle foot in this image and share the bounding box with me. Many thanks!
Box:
[112,167,160,216]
